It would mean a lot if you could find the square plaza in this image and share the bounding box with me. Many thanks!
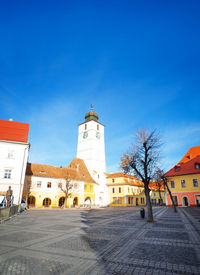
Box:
[0,207,200,274]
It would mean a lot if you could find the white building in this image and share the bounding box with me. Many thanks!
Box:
[24,158,97,208]
[0,119,30,205]
[77,106,108,206]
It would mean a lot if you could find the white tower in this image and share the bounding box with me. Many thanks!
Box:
[77,105,108,206]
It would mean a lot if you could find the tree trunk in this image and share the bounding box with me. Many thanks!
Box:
[145,185,154,222]
[64,196,67,209]
[163,178,177,213]
[158,188,162,206]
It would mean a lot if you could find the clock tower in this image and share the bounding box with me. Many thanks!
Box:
[77,105,108,206]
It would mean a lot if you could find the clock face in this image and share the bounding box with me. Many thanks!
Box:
[96,132,100,139]
[83,131,88,139]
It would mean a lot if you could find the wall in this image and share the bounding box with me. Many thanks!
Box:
[166,174,200,206]
[0,140,29,205]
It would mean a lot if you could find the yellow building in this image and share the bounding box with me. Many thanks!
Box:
[164,146,200,207]
[106,173,145,206]
[23,158,97,208]
[149,182,165,206]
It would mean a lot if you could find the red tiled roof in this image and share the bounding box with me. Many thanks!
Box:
[26,157,97,183]
[0,120,29,143]
[164,155,200,177]
[178,146,200,164]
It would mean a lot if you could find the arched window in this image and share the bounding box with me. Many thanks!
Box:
[43,198,51,207]
[28,196,36,207]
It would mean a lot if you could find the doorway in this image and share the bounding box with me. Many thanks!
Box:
[73,197,78,207]
[59,197,65,207]
[182,196,189,207]
[28,196,35,207]
[43,198,51,207]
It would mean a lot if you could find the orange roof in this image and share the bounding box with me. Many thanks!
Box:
[26,157,96,183]
[106,172,143,187]
[107,172,138,180]
[164,155,200,177]
[149,181,165,191]
[0,120,29,143]
[178,146,200,164]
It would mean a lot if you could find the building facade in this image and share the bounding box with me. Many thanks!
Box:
[149,182,165,206]
[106,173,146,207]
[0,119,30,205]
[77,106,108,206]
[164,146,200,207]
[23,158,97,208]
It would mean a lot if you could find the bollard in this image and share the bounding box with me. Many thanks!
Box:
[140,208,145,218]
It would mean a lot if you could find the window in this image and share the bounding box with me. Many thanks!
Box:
[47,182,52,188]
[112,178,115,183]
[141,198,145,204]
[4,169,12,178]
[170,181,175,188]
[8,151,14,159]
[154,193,156,197]
[97,124,99,130]
[112,187,115,193]
[85,124,87,130]
[128,187,130,193]
[128,197,133,204]
[37,181,42,188]
[195,163,200,169]
[193,179,198,187]
[118,197,122,204]
[113,197,117,204]
[84,184,87,190]
[131,188,133,193]
[90,185,93,191]
[175,166,179,172]
[58,183,62,189]
[181,179,186,188]
[119,187,121,193]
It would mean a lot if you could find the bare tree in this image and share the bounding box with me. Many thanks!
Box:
[121,129,160,222]
[154,168,177,213]
[59,178,73,208]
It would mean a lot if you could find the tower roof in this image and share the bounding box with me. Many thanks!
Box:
[85,104,99,122]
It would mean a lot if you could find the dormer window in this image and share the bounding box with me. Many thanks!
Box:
[112,178,115,183]
[40,171,45,174]
[175,166,179,172]
[195,163,200,169]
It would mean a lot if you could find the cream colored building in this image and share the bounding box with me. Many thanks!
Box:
[23,158,97,208]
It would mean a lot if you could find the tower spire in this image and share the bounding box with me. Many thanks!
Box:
[91,103,93,111]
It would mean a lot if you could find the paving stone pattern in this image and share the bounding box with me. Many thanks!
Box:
[0,207,200,274]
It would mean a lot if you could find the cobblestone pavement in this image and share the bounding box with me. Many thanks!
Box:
[0,207,199,274]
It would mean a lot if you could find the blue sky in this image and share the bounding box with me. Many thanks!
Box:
[0,0,200,173]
